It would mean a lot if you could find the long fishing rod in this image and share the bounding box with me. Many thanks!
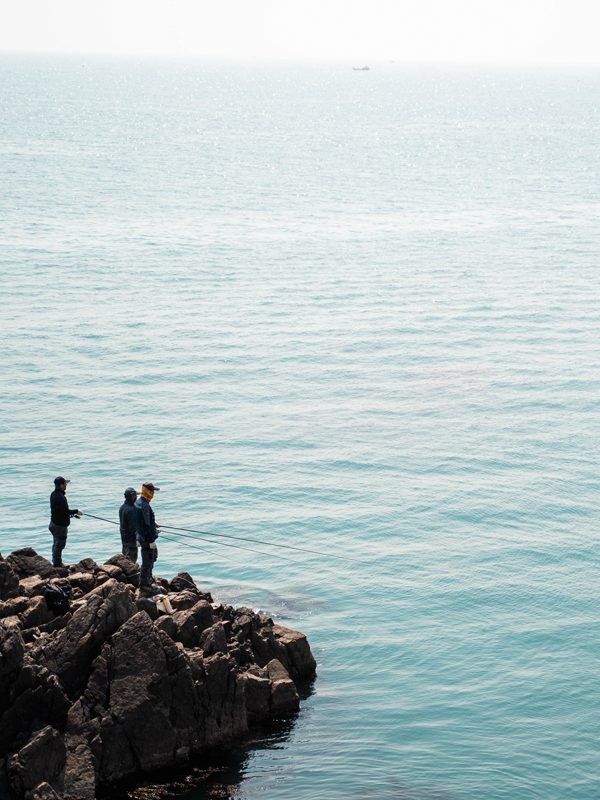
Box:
[81,511,367,564]
[80,512,299,563]
[159,523,367,563]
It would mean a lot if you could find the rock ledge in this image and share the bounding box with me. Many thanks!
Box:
[0,549,316,799]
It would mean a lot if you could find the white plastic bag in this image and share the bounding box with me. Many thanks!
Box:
[153,594,174,614]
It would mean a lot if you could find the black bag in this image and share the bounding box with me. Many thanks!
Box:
[42,583,72,615]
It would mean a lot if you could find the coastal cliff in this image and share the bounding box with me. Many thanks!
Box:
[0,548,316,800]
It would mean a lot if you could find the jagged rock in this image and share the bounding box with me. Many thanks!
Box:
[135,597,159,621]
[249,621,316,681]
[171,600,213,648]
[271,624,317,680]
[0,664,70,753]
[154,614,177,639]
[0,597,30,619]
[7,726,66,795]
[19,576,46,598]
[0,549,317,800]
[200,622,228,657]
[244,668,271,725]
[0,624,25,717]
[19,597,54,630]
[1,615,22,632]
[266,659,299,715]
[168,590,199,612]
[0,561,20,600]
[63,736,96,799]
[68,573,96,594]
[24,782,62,800]
[91,613,204,780]
[96,564,125,583]
[7,550,56,580]
[104,554,140,587]
[32,580,137,694]
[73,558,99,574]
[168,572,208,598]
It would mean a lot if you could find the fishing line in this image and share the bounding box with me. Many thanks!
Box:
[80,512,300,563]
[81,512,368,564]
[159,523,368,563]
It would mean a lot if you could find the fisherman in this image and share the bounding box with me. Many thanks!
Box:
[49,476,81,568]
[134,482,160,591]
[119,487,138,563]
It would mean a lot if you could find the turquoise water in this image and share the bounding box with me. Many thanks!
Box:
[2,55,600,799]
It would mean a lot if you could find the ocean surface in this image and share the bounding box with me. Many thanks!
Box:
[1,54,600,800]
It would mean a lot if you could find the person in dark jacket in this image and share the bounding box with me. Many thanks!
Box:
[134,482,160,590]
[119,487,138,563]
[49,476,81,568]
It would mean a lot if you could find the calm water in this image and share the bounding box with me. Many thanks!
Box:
[1,55,600,800]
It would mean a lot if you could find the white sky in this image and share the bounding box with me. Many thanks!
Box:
[1,0,599,65]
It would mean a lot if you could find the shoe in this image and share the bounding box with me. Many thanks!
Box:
[139,583,160,595]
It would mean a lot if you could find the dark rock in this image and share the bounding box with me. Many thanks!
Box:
[154,615,177,639]
[104,554,140,587]
[7,726,66,795]
[168,590,198,612]
[244,668,271,725]
[0,561,20,600]
[0,625,24,717]
[96,565,125,583]
[19,577,46,598]
[19,597,54,630]
[168,572,198,595]
[31,580,137,694]
[0,664,70,753]
[7,550,56,580]
[1,615,22,632]
[74,558,99,574]
[63,736,96,798]
[0,597,30,619]
[92,612,203,780]
[200,622,228,657]
[171,600,213,648]
[68,573,96,594]
[0,549,317,800]
[135,597,159,621]
[266,659,299,715]
[154,576,171,593]
[272,624,317,680]
[24,781,62,800]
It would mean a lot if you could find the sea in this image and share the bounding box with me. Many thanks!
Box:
[1,54,600,800]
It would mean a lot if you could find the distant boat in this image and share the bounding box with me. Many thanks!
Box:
[352,66,370,71]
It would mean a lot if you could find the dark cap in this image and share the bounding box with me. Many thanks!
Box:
[124,487,137,499]
[142,482,160,492]
[54,476,70,485]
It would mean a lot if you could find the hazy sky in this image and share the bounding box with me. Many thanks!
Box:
[1,0,599,65]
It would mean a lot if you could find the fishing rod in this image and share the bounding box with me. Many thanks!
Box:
[81,511,368,564]
[159,523,367,563]
[80,512,300,563]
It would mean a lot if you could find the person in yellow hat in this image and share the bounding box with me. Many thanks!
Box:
[134,482,160,590]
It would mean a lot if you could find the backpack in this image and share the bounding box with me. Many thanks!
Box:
[42,583,72,615]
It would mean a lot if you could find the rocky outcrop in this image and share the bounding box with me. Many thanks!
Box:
[0,549,316,800]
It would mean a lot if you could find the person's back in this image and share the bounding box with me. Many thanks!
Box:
[119,487,138,563]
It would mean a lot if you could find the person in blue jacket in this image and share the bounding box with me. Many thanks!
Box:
[134,482,160,590]
[119,487,138,563]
